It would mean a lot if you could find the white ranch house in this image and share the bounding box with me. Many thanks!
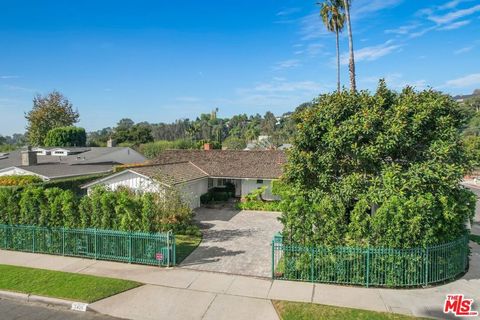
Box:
[82,149,286,209]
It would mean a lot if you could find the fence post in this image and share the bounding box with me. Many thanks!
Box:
[128,232,132,264]
[310,246,315,283]
[166,232,170,267]
[62,227,65,256]
[172,233,176,266]
[424,247,429,286]
[366,246,370,288]
[94,228,98,260]
[271,239,275,279]
[32,227,35,253]
[3,225,7,249]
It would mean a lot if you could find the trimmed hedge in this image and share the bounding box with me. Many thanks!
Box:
[0,175,43,186]
[0,174,107,195]
[0,185,199,235]
[200,186,235,204]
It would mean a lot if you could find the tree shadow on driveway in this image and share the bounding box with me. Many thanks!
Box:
[179,246,246,267]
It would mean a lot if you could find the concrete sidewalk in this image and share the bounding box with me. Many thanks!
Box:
[1,244,479,320]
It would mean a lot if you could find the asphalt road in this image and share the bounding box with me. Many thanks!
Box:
[0,299,119,320]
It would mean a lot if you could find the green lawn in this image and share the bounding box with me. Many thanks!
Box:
[273,301,427,320]
[470,234,480,245]
[176,234,202,263]
[0,264,141,303]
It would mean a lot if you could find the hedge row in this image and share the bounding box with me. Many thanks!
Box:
[0,186,199,235]
[0,174,107,195]
[0,175,43,186]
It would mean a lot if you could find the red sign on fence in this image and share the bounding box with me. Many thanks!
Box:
[156,253,164,261]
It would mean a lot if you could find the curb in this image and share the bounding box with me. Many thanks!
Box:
[0,290,89,312]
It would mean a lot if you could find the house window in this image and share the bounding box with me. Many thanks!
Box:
[256,179,264,184]
[208,178,214,189]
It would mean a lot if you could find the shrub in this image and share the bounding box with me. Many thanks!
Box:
[0,175,42,186]
[237,186,281,211]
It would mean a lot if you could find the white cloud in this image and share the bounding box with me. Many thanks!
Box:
[352,0,404,18]
[272,59,301,70]
[277,8,301,16]
[299,13,329,40]
[176,96,201,103]
[444,73,480,88]
[340,41,402,65]
[385,24,420,35]
[438,19,471,30]
[361,73,427,90]
[0,75,20,79]
[454,46,473,54]
[427,4,480,24]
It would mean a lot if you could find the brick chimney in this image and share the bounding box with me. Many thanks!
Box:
[21,146,37,166]
[107,138,117,148]
[203,143,213,151]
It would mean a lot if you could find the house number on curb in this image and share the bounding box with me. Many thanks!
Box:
[71,302,88,312]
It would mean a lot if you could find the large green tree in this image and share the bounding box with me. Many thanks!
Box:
[44,126,87,147]
[25,91,80,146]
[278,81,476,248]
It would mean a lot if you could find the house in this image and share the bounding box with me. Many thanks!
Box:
[82,148,286,209]
[0,146,146,181]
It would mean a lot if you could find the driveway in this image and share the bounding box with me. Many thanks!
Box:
[180,208,282,278]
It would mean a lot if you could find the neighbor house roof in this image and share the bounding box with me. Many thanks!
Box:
[151,150,286,179]
[0,147,147,180]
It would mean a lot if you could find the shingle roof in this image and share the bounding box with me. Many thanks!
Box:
[151,150,286,179]
[0,147,146,179]
[130,162,208,186]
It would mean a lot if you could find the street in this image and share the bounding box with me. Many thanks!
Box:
[0,299,118,320]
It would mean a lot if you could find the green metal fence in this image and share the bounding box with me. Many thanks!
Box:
[272,233,469,287]
[0,224,176,267]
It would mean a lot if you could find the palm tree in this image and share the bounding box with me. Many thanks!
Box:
[319,0,345,92]
[343,0,356,92]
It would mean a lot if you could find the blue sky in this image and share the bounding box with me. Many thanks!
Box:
[0,0,479,135]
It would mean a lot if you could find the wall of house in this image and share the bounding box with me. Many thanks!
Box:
[178,178,208,209]
[87,171,161,194]
[241,179,279,200]
[87,172,208,209]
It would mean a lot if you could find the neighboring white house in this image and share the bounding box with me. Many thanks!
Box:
[0,146,146,181]
[82,149,286,209]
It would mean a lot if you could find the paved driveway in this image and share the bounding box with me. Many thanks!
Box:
[180,208,282,278]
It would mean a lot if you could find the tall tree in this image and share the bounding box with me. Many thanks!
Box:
[343,0,356,92]
[25,91,79,146]
[320,0,345,92]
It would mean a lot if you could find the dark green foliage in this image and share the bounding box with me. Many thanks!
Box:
[200,187,234,204]
[279,82,476,249]
[139,139,197,158]
[44,126,87,147]
[0,185,195,234]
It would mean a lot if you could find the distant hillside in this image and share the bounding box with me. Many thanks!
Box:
[454,89,480,102]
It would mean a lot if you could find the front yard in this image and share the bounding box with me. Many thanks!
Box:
[273,301,427,320]
[176,234,202,263]
[0,264,141,303]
